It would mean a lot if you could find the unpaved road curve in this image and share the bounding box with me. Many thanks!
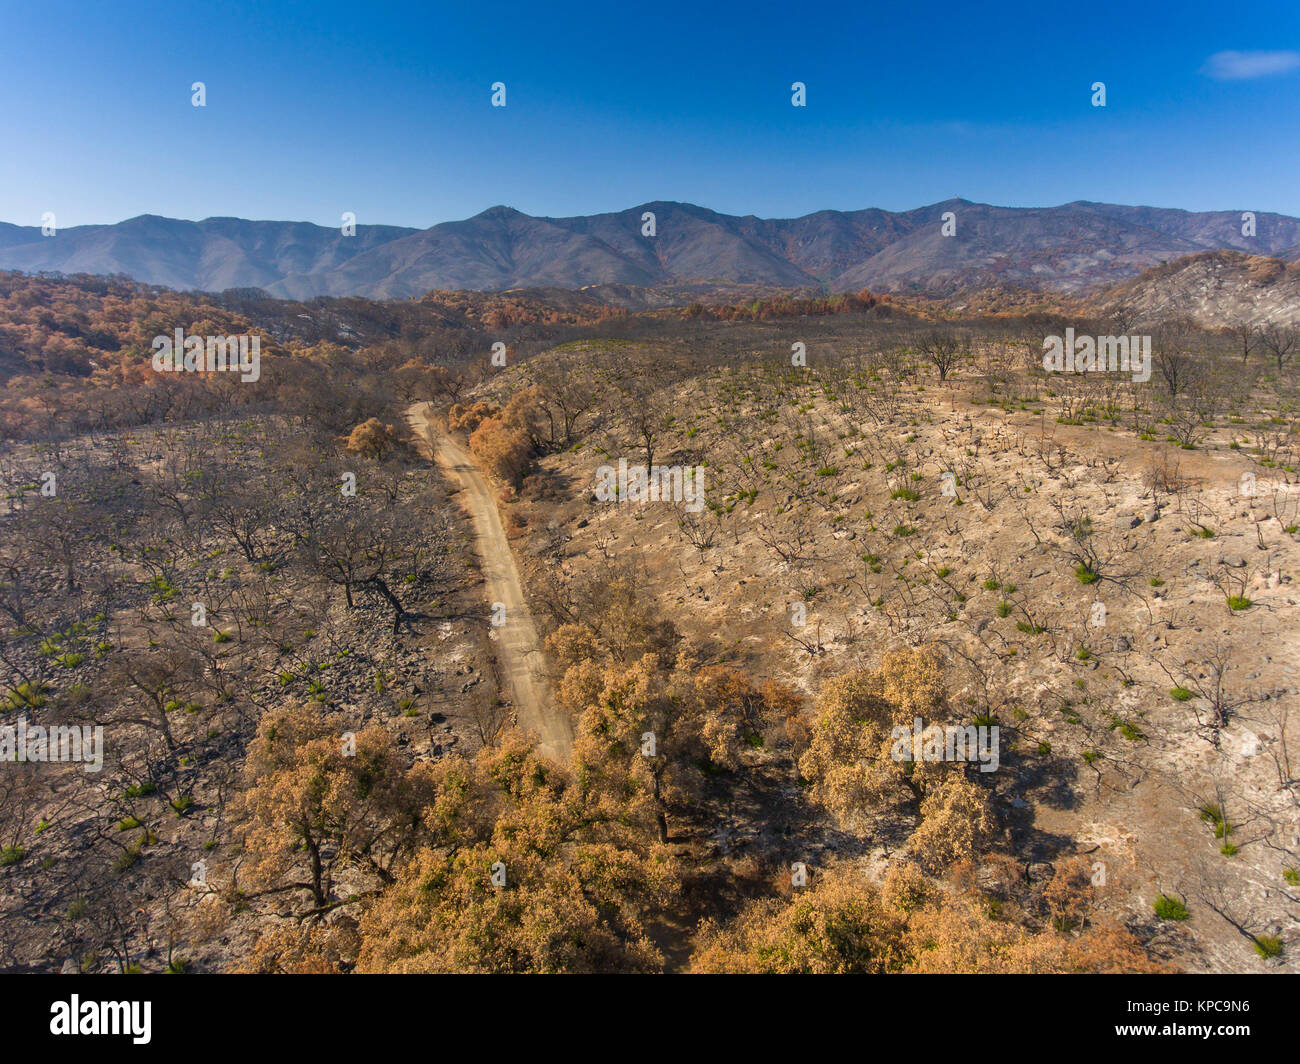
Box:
[407,403,573,761]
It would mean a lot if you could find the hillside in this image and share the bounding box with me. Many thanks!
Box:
[2,267,1297,977]
[477,329,1300,974]
[5,200,1300,300]
[1090,250,1300,327]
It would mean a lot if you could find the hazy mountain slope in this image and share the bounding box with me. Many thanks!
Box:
[833,201,1210,294]
[1073,202,1300,257]
[545,202,818,286]
[760,206,918,279]
[5,201,1300,300]
[0,223,41,251]
[270,207,668,298]
[0,216,417,292]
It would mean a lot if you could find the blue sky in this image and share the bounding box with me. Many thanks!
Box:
[3,0,1299,227]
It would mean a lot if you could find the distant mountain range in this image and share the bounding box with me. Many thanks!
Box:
[4,200,1299,301]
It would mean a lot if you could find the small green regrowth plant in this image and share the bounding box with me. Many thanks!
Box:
[1153,894,1189,921]
[1252,935,1283,959]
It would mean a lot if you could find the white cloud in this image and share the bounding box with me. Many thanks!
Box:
[1202,49,1300,80]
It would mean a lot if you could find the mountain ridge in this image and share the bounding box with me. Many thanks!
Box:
[4,200,1299,301]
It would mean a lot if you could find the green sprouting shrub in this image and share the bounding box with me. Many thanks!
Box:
[1252,935,1283,959]
[1153,894,1189,921]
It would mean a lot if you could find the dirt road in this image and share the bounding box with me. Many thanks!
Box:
[406,403,573,762]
